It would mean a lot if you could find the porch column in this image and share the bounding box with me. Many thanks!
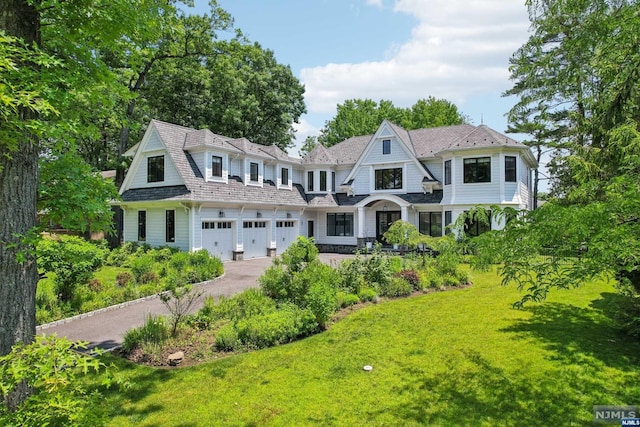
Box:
[401,205,408,222]
[357,206,365,238]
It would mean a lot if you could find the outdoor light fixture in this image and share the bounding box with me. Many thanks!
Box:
[383,204,388,212]
[256,212,262,218]
[219,211,225,218]
[286,212,292,218]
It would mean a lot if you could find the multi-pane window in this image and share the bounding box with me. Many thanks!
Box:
[505,156,517,182]
[166,210,175,242]
[465,211,492,237]
[212,155,223,178]
[332,172,336,192]
[250,162,259,182]
[320,171,327,191]
[307,171,314,191]
[444,160,452,185]
[147,155,164,183]
[281,167,289,186]
[382,139,391,155]
[463,157,491,183]
[419,212,443,237]
[375,168,403,190]
[327,213,354,236]
[138,211,146,241]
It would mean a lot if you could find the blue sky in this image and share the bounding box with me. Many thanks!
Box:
[194,1,532,155]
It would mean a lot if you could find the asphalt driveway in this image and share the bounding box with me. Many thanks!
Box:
[38,253,353,351]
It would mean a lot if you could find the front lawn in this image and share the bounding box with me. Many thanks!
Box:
[100,268,640,426]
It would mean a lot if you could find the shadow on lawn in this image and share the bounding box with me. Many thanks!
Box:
[92,356,178,425]
[504,299,640,369]
[369,298,640,426]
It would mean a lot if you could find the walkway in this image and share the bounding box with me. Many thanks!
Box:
[38,253,353,351]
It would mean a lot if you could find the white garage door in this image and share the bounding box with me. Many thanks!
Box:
[243,220,268,259]
[202,221,234,261]
[276,220,298,255]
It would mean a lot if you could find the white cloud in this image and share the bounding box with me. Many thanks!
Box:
[365,0,384,7]
[290,117,321,157]
[301,0,530,115]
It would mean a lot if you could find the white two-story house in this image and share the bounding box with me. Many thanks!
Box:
[116,119,537,260]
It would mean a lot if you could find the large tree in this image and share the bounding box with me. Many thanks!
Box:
[0,0,175,406]
[477,1,640,334]
[142,40,306,150]
[318,97,467,146]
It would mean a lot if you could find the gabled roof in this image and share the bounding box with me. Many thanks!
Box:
[123,120,308,206]
[184,128,241,153]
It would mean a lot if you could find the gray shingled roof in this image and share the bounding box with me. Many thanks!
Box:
[324,135,371,165]
[121,185,191,202]
[302,143,336,165]
[145,120,308,206]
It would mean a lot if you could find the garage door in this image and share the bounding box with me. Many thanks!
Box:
[276,220,298,255]
[243,220,268,259]
[201,221,234,261]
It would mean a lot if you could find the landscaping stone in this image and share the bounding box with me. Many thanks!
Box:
[168,351,184,366]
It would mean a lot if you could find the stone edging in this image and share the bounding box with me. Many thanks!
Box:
[36,273,226,332]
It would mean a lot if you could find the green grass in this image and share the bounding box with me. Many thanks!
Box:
[99,268,640,426]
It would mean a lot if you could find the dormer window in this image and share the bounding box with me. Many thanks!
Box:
[212,155,223,177]
[505,156,517,182]
[320,171,327,191]
[250,162,259,182]
[281,167,289,185]
[147,155,164,183]
[307,171,314,191]
[383,139,391,155]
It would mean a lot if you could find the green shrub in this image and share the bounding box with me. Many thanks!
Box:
[129,254,155,283]
[301,262,339,327]
[116,271,133,287]
[358,287,378,303]
[337,257,366,294]
[234,305,317,350]
[139,271,159,285]
[122,315,169,354]
[37,235,108,302]
[213,289,276,322]
[106,241,138,267]
[169,251,191,271]
[364,246,392,287]
[215,323,240,351]
[336,291,360,308]
[259,264,288,301]
[379,276,413,298]
[388,256,403,273]
[0,336,107,427]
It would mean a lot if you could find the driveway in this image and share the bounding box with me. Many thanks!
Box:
[38,253,354,351]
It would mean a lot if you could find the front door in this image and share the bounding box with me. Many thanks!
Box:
[376,211,401,243]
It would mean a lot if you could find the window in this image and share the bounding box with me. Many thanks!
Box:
[277,221,294,227]
[250,162,259,182]
[281,167,289,186]
[375,168,403,190]
[465,211,492,237]
[147,155,164,183]
[320,171,327,191]
[444,211,452,235]
[327,213,354,237]
[332,172,336,192]
[505,156,517,182]
[419,212,443,237]
[444,160,451,185]
[137,211,146,241]
[382,139,391,155]
[463,157,491,183]
[212,155,223,178]
[307,171,314,191]
[165,210,175,242]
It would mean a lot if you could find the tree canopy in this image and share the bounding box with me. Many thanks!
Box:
[479,0,640,336]
[318,97,468,146]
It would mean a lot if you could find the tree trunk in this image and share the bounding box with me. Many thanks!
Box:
[0,0,41,409]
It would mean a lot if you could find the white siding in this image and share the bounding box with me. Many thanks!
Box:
[423,159,443,183]
[264,163,275,183]
[405,163,426,193]
[335,169,350,187]
[192,152,206,179]
[129,153,183,188]
[352,168,370,195]
[123,207,189,251]
[230,157,242,178]
[363,137,412,165]
[451,153,501,205]
[144,130,164,151]
[292,168,303,185]
[315,209,358,246]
